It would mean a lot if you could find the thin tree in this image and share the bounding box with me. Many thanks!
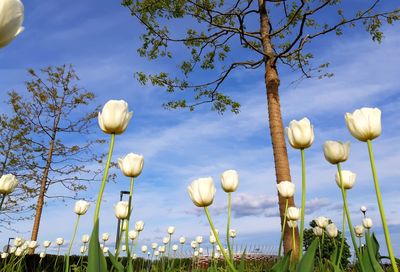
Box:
[9,65,105,247]
[121,0,399,254]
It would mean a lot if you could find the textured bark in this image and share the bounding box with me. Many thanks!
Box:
[258,0,299,256]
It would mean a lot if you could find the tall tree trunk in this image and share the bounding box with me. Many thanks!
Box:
[258,0,299,256]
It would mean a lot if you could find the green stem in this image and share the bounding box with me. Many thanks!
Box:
[115,224,124,258]
[299,148,306,257]
[65,215,81,272]
[204,207,237,272]
[278,198,289,257]
[367,140,398,272]
[93,133,115,224]
[125,177,135,265]
[336,203,346,266]
[54,246,60,270]
[0,194,5,211]
[226,192,233,262]
[292,226,296,253]
[337,163,365,272]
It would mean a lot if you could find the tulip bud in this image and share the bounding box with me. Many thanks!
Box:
[118,153,144,178]
[39,252,46,258]
[141,245,147,253]
[190,241,197,249]
[286,118,314,149]
[209,235,216,244]
[314,216,330,228]
[287,207,301,221]
[287,220,297,228]
[135,220,145,232]
[1,252,8,259]
[154,250,159,256]
[114,201,129,220]
[313,226,323,237]
[121,245,127,252]
[98,100,133,134]
[220,170,239,193]
[151,242,158,250]
[0,174,18,195]
[103,247,109,253]
[162,236,170,244]
[194,250,199,257]
[172,244,178,251]
[80,246,87,254]
[360,206,367,213]
[195,236,203,244]
[345,107,381,142]
[102,233,110,241]
[179,236,185,244]
[335,170,356,190]
[167,226,175,235]
[43,241,51,248]
[128,230,138,240]
[354,225,365,237]
[229,229,236,238]
[82,234,90,244]
[276,181,295,198]
[325,223,338,238]
[362,218,373,229]
[74,200,90,215]
[323,141,350,164]
[188,177,216,207]
[199,247,203,254]
[0,0,24,48]
[56,238,64,246]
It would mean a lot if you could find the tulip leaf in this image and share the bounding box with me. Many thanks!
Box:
[87,220,108,272]
[365,232,384,272]
[326,259,343,272]
[271,250,291,272]
[296,238,319,272]
[108,251,125,272]
[238,249,247,272]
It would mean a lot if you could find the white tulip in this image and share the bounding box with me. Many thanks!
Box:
[335,170,356,190]
[195,236,203,244]
[345,107,381,142]
[151,242,158,249]
[121,245,127,251]
[354,225,365,237]
[179,236,185,244]
[158,245,166,253]
[154,250,159,256]
[14,237,24,247]
[286,118,314,149]
[323,141,350,164]
[141,245,148,253]
[199,247,203,254]
[190,241,197,249]
[209,235,216,244]
[287,220,297,228]
[214,251,220,259]
[360,206,367,213]
[100,244,104,250]
[167,226,175,235]
[135,220,145,232]
[114,201,129,220]
[39,252,46,258]
[0,174,18,195]
[1,252,8,259]
[56,238,64,246]
[314,216,330,228]
[43,241,51,248]
[172,244,178,251]
[287,207,301,221]
[229,229,236,238]
[98,100,133,134]
[132,253,138,259]
[82,234,90,244]
[0,0,24,48]
[15,247,23,256]
[9,246,16,254]
[118,153,144,178]
[325,223,338,238]
[194,250,199,257]
[80,245,87,254]
[220,170,239,193]
[128,230,138,240]
[74,200,90,215]
[103,247,109,253]
[102,233,110,241]
[28,241,38,249]
[188,177,216,207]
[162,236,170,244]
[362,218,373,229]
[313,226,323,237]
[276,181,295,198]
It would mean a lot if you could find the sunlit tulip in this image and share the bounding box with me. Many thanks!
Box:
[74,200,90,215]
[313,226,323,237]
[9,247,16,254]
[287,207,301,221]
[102,233,110,241]
[354,225,365,237]
[286,118,314,149]
[56,238,64,246]
[335,170,356,190]
[209,235,216,244]
[15,247,23,256]
[98,100,133,134]
[28,241,38,249]
[199,247,204,254]
[141,245,148,253]
[14,237,24,247]
[220,170,239,193]
[80,246,86,254]
[159,245,166,253]
[151,243,158,250]
[314,216,330,228]
[162,236,170,244]
[118,153,144,178]
[345,107,381,142]
[39,252,46,258]
[194,250,199,257]
[276,181,295,198]
[114,201,129,220]
[323,141,350,164]
[188,177,216,207]
[326,223,338,238]
[103,247,109,253]
[132,253,138,259]
[190,241,197,249]
[135,220,145,232]
[43,241,51,248]
[229,229,236,238]
[0,174,18,195]
[360,206,367,213]
[1,252,8,259]
[363,218,373,229]
[172,244,178,251]
[179,236,185,244]
[154,250,159,256]
[128,230,138,240]
[195,236,203,244]
[82,234,90,244]
[287,220,297,228]
[167,226,175,235]
[0,0,24,48]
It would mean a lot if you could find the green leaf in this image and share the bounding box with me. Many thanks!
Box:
[296,238,319,272]
[108,251,125,272]
[365,232,384,272]
[87,220,108,272]
[271,250,291,272]
[326,259,343,272]
[238,249,247,272]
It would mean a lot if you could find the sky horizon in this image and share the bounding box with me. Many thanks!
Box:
[0,0,399,258]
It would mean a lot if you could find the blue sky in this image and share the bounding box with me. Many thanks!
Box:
[0,0,400,258]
